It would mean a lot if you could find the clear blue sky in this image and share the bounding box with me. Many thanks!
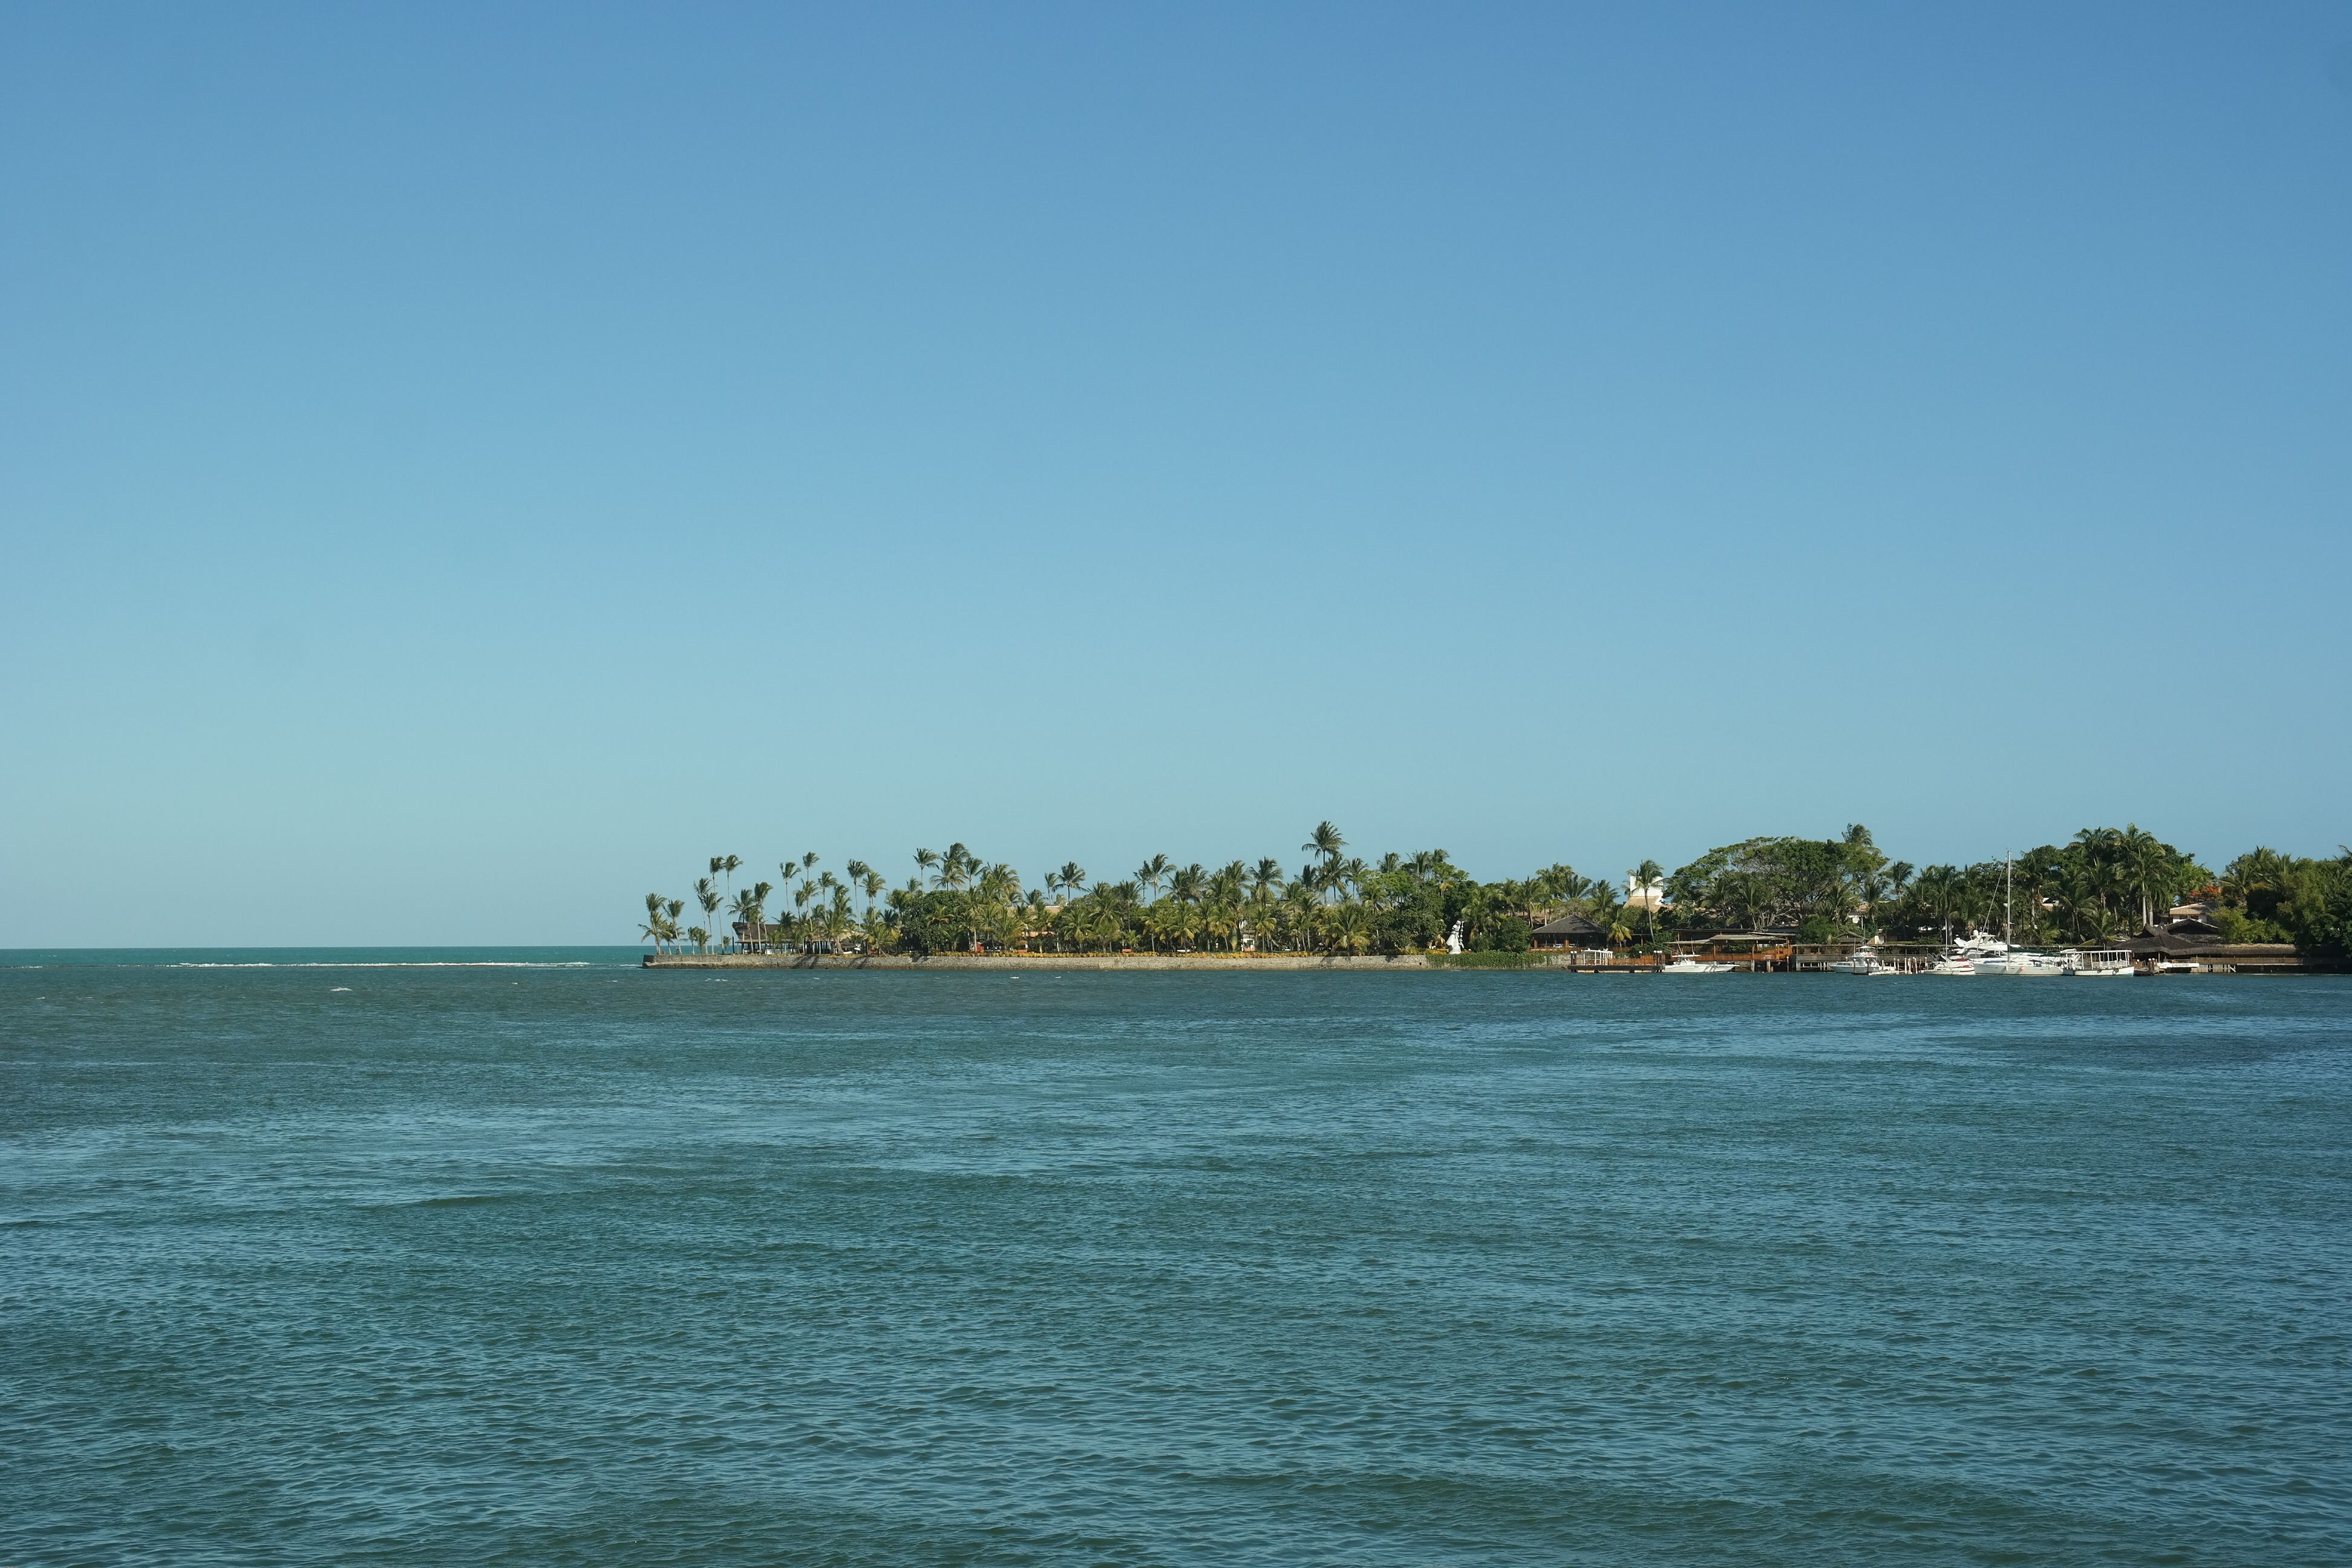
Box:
[4,2,2347,946]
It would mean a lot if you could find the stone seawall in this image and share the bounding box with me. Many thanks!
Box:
[641,952,1461,971]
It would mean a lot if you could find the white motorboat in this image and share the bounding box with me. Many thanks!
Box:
[1976,949,2065,976]
[1826,950,1883,975]
[1661,957,1734,974]
[2062,949,2135,977]
[1927,931,2007,975]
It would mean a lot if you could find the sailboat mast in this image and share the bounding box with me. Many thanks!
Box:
[2004,853,2013,946]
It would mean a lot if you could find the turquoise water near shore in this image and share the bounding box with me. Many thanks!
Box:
[4,954,2348,1566]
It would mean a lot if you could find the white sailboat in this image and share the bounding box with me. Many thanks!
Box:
[1968,856,2064,975]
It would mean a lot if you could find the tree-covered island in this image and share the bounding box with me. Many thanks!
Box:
[637,824,2352,967]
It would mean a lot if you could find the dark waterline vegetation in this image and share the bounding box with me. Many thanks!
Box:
[639,823,2352,963]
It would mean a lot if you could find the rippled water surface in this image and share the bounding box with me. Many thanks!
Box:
[4,952,2349,1566]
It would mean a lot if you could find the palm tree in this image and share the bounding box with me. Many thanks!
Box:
[1059,862,1088,901]
[1914,864,1964,938]
[694,877,722,949]
[913,848,939,884]
[1326,901,1370,956]
[2053,861,2100,941]
[1281,881,1320,952]
[1629,859,1667,947]
[713,854,742,912]
[642,892,670,952]
[2117,823,2175,933]
[640,892,671,953]
[1250,858,1284,901]
[728,885,766,946]
[972,863,1021,951]
[1135,853,1172,903]
[2224,847,2290,918]
[1304,821,1346,866]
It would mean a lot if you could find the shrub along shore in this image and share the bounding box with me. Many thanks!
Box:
[638,823,2351,967]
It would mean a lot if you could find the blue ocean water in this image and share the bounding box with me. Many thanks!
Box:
[3,953,2348,1566]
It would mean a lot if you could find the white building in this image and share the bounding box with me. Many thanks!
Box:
[1625,874,1668,913]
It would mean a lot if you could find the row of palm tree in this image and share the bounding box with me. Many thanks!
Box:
[640,824,1566,956]
[646,850,890,953]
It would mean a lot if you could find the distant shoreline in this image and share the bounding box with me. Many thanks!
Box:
[652,951,1463,972]
[641,950,2314,973]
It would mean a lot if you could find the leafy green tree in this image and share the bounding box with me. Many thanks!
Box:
[889,888,969,956]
